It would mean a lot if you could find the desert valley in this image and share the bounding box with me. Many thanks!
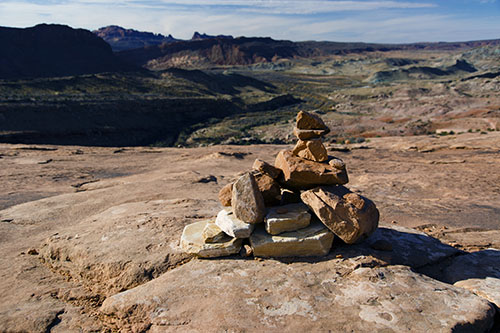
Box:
[0,23,499,332]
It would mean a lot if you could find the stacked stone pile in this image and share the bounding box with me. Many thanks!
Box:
[181,111,380,258]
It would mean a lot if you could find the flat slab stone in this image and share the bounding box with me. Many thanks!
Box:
[265,203,311,235]
[301,186,379,244]
[275,150,348,190]
[250,220,334,257]
[181,220,242,258]
[293,127,330,140]
[100,260,496,332]
[215,207,255,238]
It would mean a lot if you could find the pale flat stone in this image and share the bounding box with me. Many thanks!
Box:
[215,208,255,238]
[301,185,379,244]
[265,203,311,235]
[231,173,265,224]
[181,220,242,258]
[292,139,328,162]
[275,150,348,190]
[250,220,334,257]
[202,220,229,243]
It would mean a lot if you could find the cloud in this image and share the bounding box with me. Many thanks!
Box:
[5,0,438,14]
[147,0,437,14]
[0,0,498,43]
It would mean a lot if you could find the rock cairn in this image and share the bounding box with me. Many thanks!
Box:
[181,111,380,258]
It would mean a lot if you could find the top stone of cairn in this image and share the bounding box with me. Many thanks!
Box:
[296,111,329,130]
[294,111,330,139]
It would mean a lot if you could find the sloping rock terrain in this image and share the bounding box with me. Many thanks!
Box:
[116,34,500,70]
[0,132,499,331]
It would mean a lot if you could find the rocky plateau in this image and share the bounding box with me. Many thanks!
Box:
[0,127,499,332]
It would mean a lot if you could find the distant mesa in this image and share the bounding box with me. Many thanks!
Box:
[116,36,299,69]
[1,23,499,77]
[93,26,234,51]
[114,29,500,70]
[191,31,233,41]
[94,25,178,51]
[0,24,131,79]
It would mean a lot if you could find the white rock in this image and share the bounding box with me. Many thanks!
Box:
[265,203,311,235]
[215,208,255,238]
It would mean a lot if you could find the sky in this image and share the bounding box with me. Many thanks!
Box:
[0,0,499,43]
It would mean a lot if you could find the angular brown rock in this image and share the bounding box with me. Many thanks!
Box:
[296,111,329,131]
[252,158,282,179]
[301,186,379,244]
[293,128,329,140]
[218,183,233,206]
[292,139,328,162]
[254,173,281,206]
[231,173,266,224]
[275,150,348,190]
